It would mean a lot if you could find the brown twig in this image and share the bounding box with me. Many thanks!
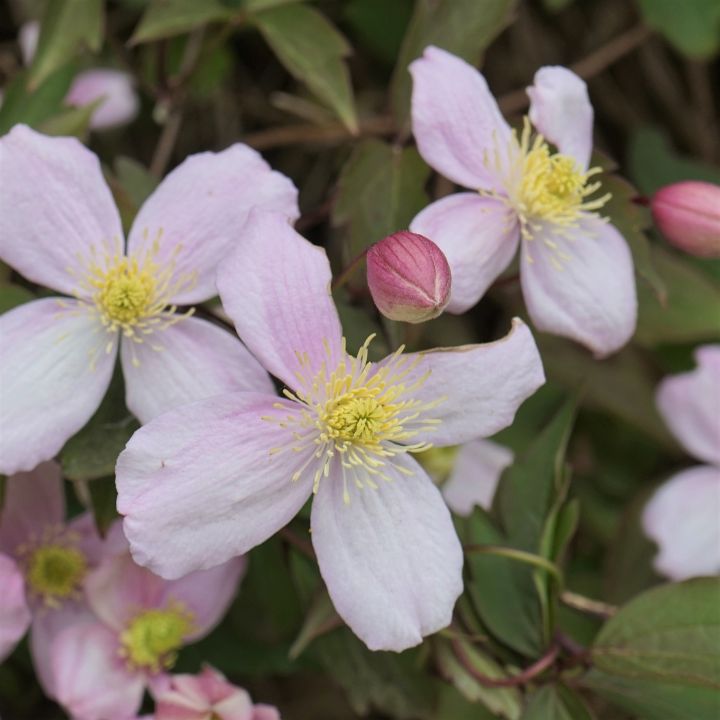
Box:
[452,638,560,688]
[331,248,369,292]
[280,527,314,559]
[498,24,652,115]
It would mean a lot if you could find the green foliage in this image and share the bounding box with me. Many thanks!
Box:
[522,685,595,720]
[131,0,237,43]
[251,4,358,132]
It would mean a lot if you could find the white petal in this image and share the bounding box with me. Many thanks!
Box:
[311,455,463,651]
[0,299,117,475]
[120,316,273,423]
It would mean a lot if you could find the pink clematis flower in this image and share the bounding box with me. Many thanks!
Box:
[0,124,298,475]
[0,460,126,694]
[49,551,246,720]
[409,47,637,357]
[19,22,139,130]
[0,553,31,662]
[154,665,280,720]
[420,440,514,517]
[642,346,720,580]
[115,209,545,652]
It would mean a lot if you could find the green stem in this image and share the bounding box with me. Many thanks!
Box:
[331,248,369,291]
[464,544,564,587]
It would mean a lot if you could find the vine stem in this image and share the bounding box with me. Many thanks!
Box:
[331,248,370,292]
[560,590,618,618]
[464,544,564,587]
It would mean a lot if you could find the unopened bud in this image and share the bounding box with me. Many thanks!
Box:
[366,231,451,323]
[651,181,720,258]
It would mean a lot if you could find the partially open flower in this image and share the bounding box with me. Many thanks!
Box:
[366,231,451,323]
[651,181,720,258]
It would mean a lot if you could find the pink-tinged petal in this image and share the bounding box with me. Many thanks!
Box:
[160,557,247,639]
[253,706,281,720]
[121,316,274,423]
[656,345,720,465]
[405,319,545,446]
[527,66,594,170]
[409,46,510,191]
[68,514,128,567]
[0,125,123,296]
[116,393,313,579]
[642,466,720,580]
[0,299,117,475]
[19,22,39,64]
[409,193,519,313]
[520,217,637,358]
[52,620,145,720]
[442,439,513,516]
[66,69,140,130]
[311,454,463,651]
[0,461,63,555]
[217,209,343,389]
[126,146,299,305]
[0,554,30,662]
[30,602,95,698]
[86,553,166,632]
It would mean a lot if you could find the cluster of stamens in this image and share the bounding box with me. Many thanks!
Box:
[267,335,444,503]
[66,229,196,362]
[118,601,194,672]
[482,118,611,251]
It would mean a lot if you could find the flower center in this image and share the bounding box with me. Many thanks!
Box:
[484,117,610,242]
[269,335,444,502]
[26,544,87,605]
[95,256,156,327]
[119,603,194,672]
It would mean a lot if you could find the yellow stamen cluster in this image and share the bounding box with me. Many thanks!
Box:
[20,534,88,607]
[268,335,444,503]
[484,118,610,245]
[69,230,196,355]
[119,602,194,672]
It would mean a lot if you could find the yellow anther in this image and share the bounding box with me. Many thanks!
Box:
[26,544,87,606]
[94,256,156,328]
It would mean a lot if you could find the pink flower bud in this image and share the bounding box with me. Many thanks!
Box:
[651,181,720,258]
[366,231,451,323]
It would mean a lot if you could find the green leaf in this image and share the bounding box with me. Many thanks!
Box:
[636,245,720,346]
[497,398,576,551]
[38,99,102,139]
[434,685,497,720]
[60,371,138,482]
[29,0,103,88]
[582,669,720,720]
[332,139,430,283]
[87,476,119,536]
[435,637,522,719]
[251,4,357,132]
[289,589,339,659]
[522,684,595,720]
[111,157,160,232]
[344,0,414,66]
[637,0,720,59]
[0,285,34,314]
[131,0,236,43]
[390,0,516,125]
[591,578,720,687]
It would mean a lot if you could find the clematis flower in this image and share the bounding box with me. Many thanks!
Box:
[409,47,637,357]
[0,460,125,694]
[19,21,139,130]
[642,346,720,580]
[115,209,545,652]
[0,124,298,475]
[0,553,31,662]
[49,551,246,720]
[154,665,280,720]
[419,439,514,517]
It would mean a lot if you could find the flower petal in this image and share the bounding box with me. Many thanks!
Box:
[311,454,463,651]
[404,319,545,446]
[0,461,64,555]
[409,193,519,313]
[120,316,274,423]
[126,146,299,305]
[442,439,513,516]
[0,125,123,296]
[0,299,117,475]
[642,466,720,581]
[656,345,720,465]
[65,69,140,130]
[51,620,145,720]
[0,554,30,662]
[216,209,343,389]
[410,46,510,191]
[116,393,313,579]
[527,66,594,170]
[520,217,637,357]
